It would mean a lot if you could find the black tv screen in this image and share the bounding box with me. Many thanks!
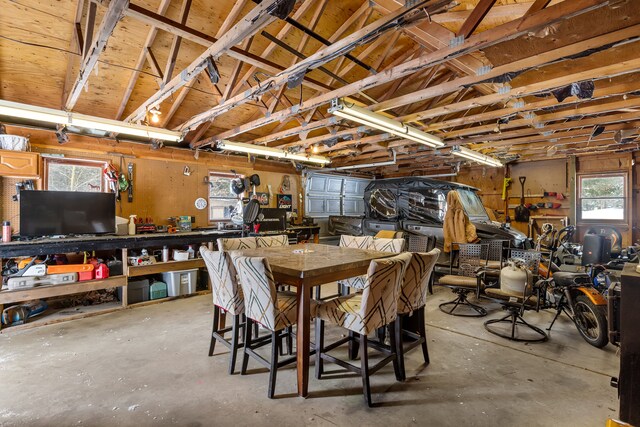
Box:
[20,190,116,237]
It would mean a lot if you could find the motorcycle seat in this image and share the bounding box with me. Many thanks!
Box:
[552,271,592,287]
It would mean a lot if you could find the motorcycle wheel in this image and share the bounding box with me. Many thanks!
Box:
[573,295,609,348]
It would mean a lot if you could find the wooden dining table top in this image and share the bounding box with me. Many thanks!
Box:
[237,243,394,282]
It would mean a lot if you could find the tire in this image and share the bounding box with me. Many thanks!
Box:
[573,294,609,348]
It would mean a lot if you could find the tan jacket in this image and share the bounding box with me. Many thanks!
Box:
[443,190,478,253]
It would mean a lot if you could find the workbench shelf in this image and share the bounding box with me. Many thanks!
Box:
[0,276,127,305]
[126,259,205,277]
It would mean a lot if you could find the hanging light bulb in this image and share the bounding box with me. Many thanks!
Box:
[312,144,319,153]
[149,108,161,124]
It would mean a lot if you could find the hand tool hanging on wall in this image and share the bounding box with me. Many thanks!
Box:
[515,176,530,222]
[127,162,134,202]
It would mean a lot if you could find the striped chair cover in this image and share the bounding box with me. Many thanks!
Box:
[397,249,440,315]
[339,235,373,249]
[341,237,406,291]
[200,247,244,316]
[315,252,411,335]
[369,237,406,253]
[256,235,289,247]
[217,237,258,251]
[233,256,299,332]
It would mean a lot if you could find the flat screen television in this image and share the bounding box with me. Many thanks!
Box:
[20,190,116,237]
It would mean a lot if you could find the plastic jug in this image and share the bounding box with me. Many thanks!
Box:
[128,215,137,235]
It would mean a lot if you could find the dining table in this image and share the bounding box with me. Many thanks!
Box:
[237,242,395,398]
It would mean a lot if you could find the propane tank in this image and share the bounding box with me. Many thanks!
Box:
[500,258,532,294]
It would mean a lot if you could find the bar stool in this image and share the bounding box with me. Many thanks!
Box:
[200,246,247,375]
[394,249,440,381]
[233,255,301,399]
[314,252,411,407]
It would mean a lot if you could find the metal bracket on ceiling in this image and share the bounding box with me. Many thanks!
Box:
[449,35,464,48]
[476,65,492,76]
[513,100,525,109]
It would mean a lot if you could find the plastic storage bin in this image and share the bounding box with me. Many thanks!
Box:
[161,269,198,297]
[117,279,150,304]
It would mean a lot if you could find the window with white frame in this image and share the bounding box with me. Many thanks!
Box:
[44,157,108,192]
[578,173,626,221]
[208,172,241,221]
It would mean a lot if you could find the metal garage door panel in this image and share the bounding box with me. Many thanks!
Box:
[308,175,328,193]
[326,198,341,215]
[306,197,326,216]
[343,198,364,215]
[327,177,343,193]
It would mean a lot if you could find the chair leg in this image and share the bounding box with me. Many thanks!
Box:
[360,334,372,407]
[268,330,279,399]
[388,321,402,382]
[394,316,406,381]
[315,286,321,300]
[349,330,359,360]
[209,306,220,357]
[315,318,324,379]
[376,326,386,345]
[228,314,240,375]
[241,318,253,375]
[254,322,259,339]
[286,326,293,355]
[418,306,430,366]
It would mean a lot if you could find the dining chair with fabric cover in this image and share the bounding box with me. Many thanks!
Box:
[483,249,548,342]
[436,243,488,317]
[233,255,300,398]
[394,248,440,381]
[314,252,411,407]
[200,246,247,374]
[338,237,406,295]
[317,235,373,300]
[407,235,437,294]
[217,237,258,251]
[256,234,289,247]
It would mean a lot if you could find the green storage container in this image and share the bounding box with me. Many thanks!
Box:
[150,280,168,300]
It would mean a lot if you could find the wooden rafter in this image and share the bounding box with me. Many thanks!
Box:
[61,0,86,109]
[115,0,172,119]
[182,0,440,136]
[65,0,129,111]
[456,0,497,38]
[526,0,553,16]
[124,0,288,123]
[162,0,193,86]
[199,0,610,145]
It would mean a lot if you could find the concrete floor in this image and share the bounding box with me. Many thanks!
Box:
[0,286,619,426]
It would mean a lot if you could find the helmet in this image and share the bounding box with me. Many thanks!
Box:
[230,177,245,195]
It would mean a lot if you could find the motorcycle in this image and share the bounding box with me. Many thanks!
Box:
[536,271,609,348]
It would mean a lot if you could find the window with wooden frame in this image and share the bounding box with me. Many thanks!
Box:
[577,173,627,222]
[208,172,242,222]
[43,157,108,192]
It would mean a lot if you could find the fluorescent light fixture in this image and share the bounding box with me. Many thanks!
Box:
[217,140,330,165]
[451,146,503,167]
[328,99,444,148]
[0,99,182,142]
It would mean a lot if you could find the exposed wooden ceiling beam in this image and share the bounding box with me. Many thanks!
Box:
[432,2,535,24]
[93,1,333,96]
[200,0,613,144]
[162,0,193,87]
[183,0,442,137]
[456,0,497,38]
[65,0,129,111]
[526,0,553,16]
[82,1,97,59]
[379,24,640,115]
[425,80,639,136]
[227,0,318,99]
[61,0,86,109]
[124,0,288,123]
[114,0,172,120]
